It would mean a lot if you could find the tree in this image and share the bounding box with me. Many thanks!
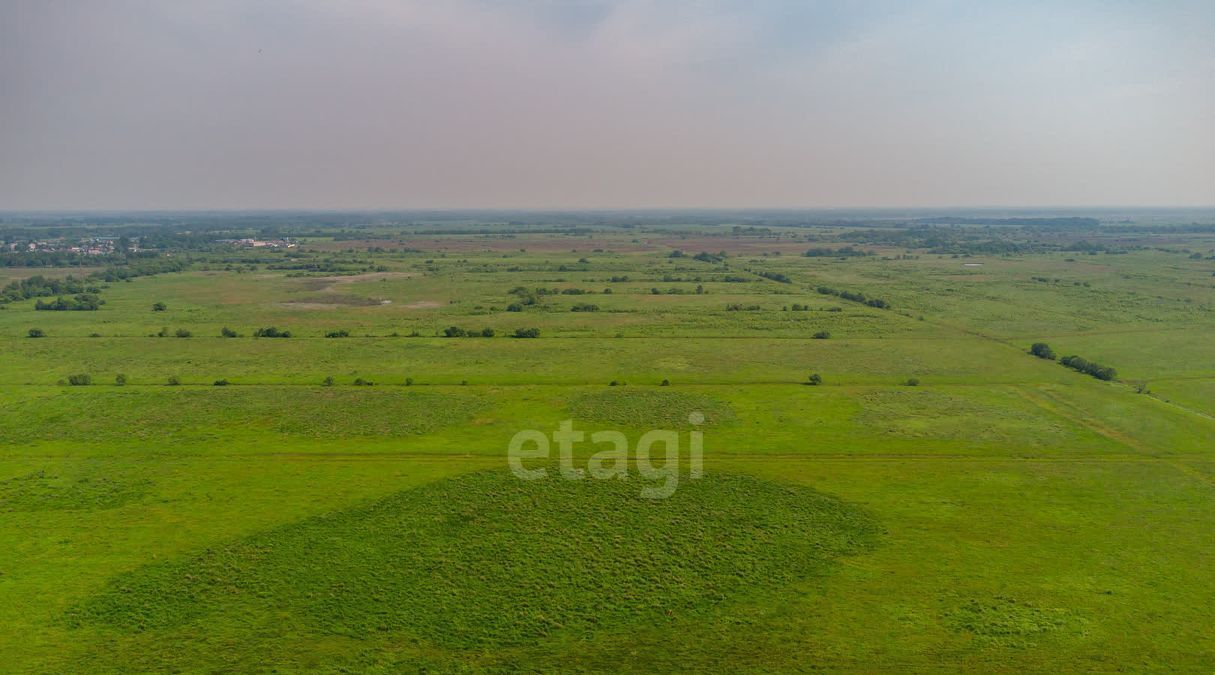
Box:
[27,328,45,338]
[1030,342,1056,360]
[152,302,167,312]
[808,373,823,386]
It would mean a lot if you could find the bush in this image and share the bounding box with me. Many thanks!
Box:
[27,328,45,338]
[405,377,414,386]
[115,374,127,386]
[220,327,239,338]
[213,379,230,386]
[571,303,599,312]
[325,329,351,338]
[813,331,831,340]
[481,327,495,337]
[506,303,524,312]
[175,328,192,338]
[35,294,103,311]
[661,379,671,386]
[513,327,541,338]
[253,327,291,338]
[67,374,92,386]
[1030,342,1056,360]
[322,376,335,387]
[353,377,374,386]
[443,326,468,338]
[152,302,167,312]
[808,373,823,386]
[167,376,181,386]
[904,378,920,386]
[1060,355,1117,381]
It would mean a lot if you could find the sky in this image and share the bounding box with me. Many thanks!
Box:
[1,0,1213,210]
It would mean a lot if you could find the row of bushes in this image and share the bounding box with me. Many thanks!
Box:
[816,286,891,309]
[1031,343,1118,381]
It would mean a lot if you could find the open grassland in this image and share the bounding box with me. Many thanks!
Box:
[1,224,1213,671]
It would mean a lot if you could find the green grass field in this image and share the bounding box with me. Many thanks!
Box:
[1,220,1213,671]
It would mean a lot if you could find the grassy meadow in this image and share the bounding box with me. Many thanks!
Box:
[1,216,1213,671]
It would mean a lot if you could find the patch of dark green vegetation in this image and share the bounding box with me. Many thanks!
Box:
[567,388,735,428]
[816,285,890,309]
[0,470,151,512]
[67,470,880,650]
[1059,355,1117,381]
[946,596,1079,648]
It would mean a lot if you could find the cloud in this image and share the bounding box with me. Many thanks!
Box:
[0,0,1212,208]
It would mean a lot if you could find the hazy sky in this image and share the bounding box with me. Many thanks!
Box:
[2,0,1213,210]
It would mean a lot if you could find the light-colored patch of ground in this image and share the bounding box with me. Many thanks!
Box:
[277,302,344,310]
[404,300,442,309]
[317,272,415,285]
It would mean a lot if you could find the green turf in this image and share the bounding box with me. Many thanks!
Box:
[1,220,1213,671]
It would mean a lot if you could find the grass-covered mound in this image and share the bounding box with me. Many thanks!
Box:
[567,388,736,428]
[69,469,879,651]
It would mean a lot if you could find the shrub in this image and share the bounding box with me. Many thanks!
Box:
[353,377,374,386]
[808,373,823,386]
[115,374,127,386]
[27,328,45,338]
[813,331,831,340]
[67,374,92,386]
[152,302,167,312]
[213,379,230,386]
[405,377,414,386]
[661,379,671,386]
[1030,342,1057,360]
[443,326,468,338]
[221,327,239,337]
[571,303,599,312]
[506,303,523,312]
[167,376,181,386]
[325,329,351,338]
[175,328,192,338]
[253,327,291,338]
[1060,355,1117,381]
[322,376,335,386]
[904,378,920,386]
[513,327,540,338]
[480,327,495,337]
